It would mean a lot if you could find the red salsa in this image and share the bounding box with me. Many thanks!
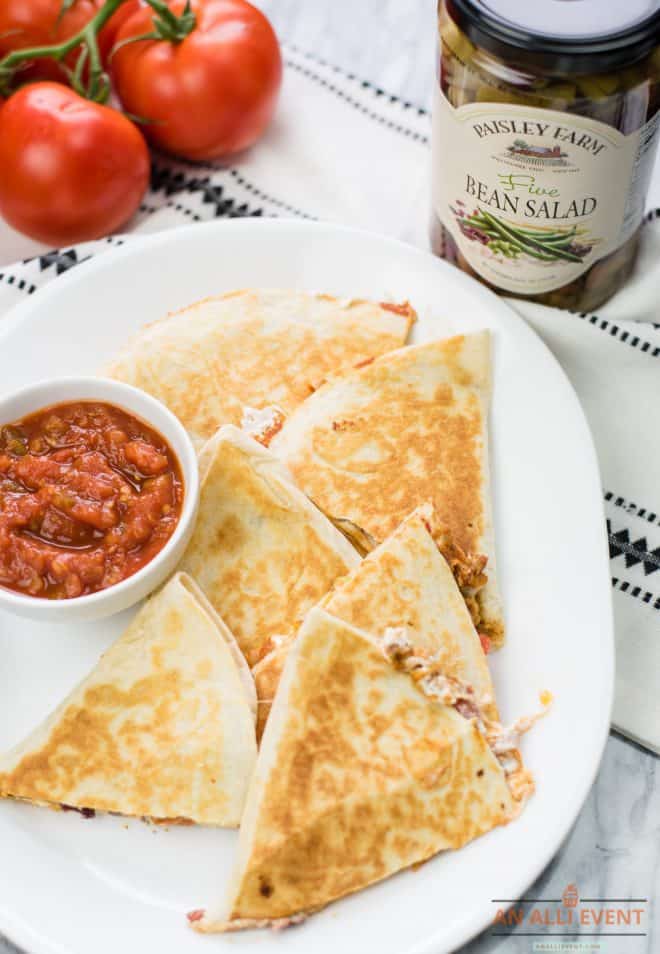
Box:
[0,401,184,599]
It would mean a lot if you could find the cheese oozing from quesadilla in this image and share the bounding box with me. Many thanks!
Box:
[0,573,257,826]
[179,426,361,667]
[104,289,415,447]
[320,504,498,717]
[378,627,543,804]
[191,607,525,932]
[270,331,504,646]
[253,504,499,741]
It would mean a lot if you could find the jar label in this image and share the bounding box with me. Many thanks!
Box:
[432,88,660,295]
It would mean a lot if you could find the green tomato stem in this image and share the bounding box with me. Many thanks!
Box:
[0,0,127,99]
[0,0,196,101]
[142,0,196,42]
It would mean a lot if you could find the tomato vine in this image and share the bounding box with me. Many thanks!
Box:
[0,0,195,102]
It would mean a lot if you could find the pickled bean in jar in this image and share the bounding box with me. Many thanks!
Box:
[431,0,660,311]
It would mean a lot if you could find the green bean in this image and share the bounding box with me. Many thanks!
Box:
[478,210,584,262]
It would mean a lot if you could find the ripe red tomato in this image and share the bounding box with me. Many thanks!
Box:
[98,0,143,64]
[0,1,140,82]
[0,0,95,82]
[112,0,282,160]
[0,83,150,245]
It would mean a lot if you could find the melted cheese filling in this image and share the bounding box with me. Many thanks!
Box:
[381,627,549,801]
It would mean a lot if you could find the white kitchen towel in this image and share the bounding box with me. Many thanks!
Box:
[0,44,658,752]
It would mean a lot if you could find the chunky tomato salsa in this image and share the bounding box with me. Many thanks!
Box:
[0,401,183,599]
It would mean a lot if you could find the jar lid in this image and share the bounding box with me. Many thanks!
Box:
[446,0,660,73]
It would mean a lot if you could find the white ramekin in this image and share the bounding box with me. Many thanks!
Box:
[0,377,199,622]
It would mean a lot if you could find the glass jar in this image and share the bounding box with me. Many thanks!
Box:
[431,0,660,311]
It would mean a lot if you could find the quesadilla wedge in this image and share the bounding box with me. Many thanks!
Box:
[191,607,536,933]
[320,504,497,716]
[104,289,415,447]
[179,426,361,666]
[0,573,257,826]
[253,504,498,740]
[271,331,504,645]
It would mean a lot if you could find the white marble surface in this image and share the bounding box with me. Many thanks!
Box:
[1,1,658,952]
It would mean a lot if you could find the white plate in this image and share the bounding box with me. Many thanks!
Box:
[0,220,613,954]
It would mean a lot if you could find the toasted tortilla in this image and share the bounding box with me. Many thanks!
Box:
[179,426,361,667]
[271,332,503,645]
[253,644,290,744]
[0,573,257,826]
[192,607,517,932]
[254,505,498,740]
[321,504,498,716]
[104,289,414,447]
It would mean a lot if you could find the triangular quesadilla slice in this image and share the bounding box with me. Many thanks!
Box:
[320,504,497,716]
[191,607,535,932]
[179,426,361,666]
[271,331,504,646]
[105,289,415,447]
[0,572,257,826]
[253,504,498,741]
